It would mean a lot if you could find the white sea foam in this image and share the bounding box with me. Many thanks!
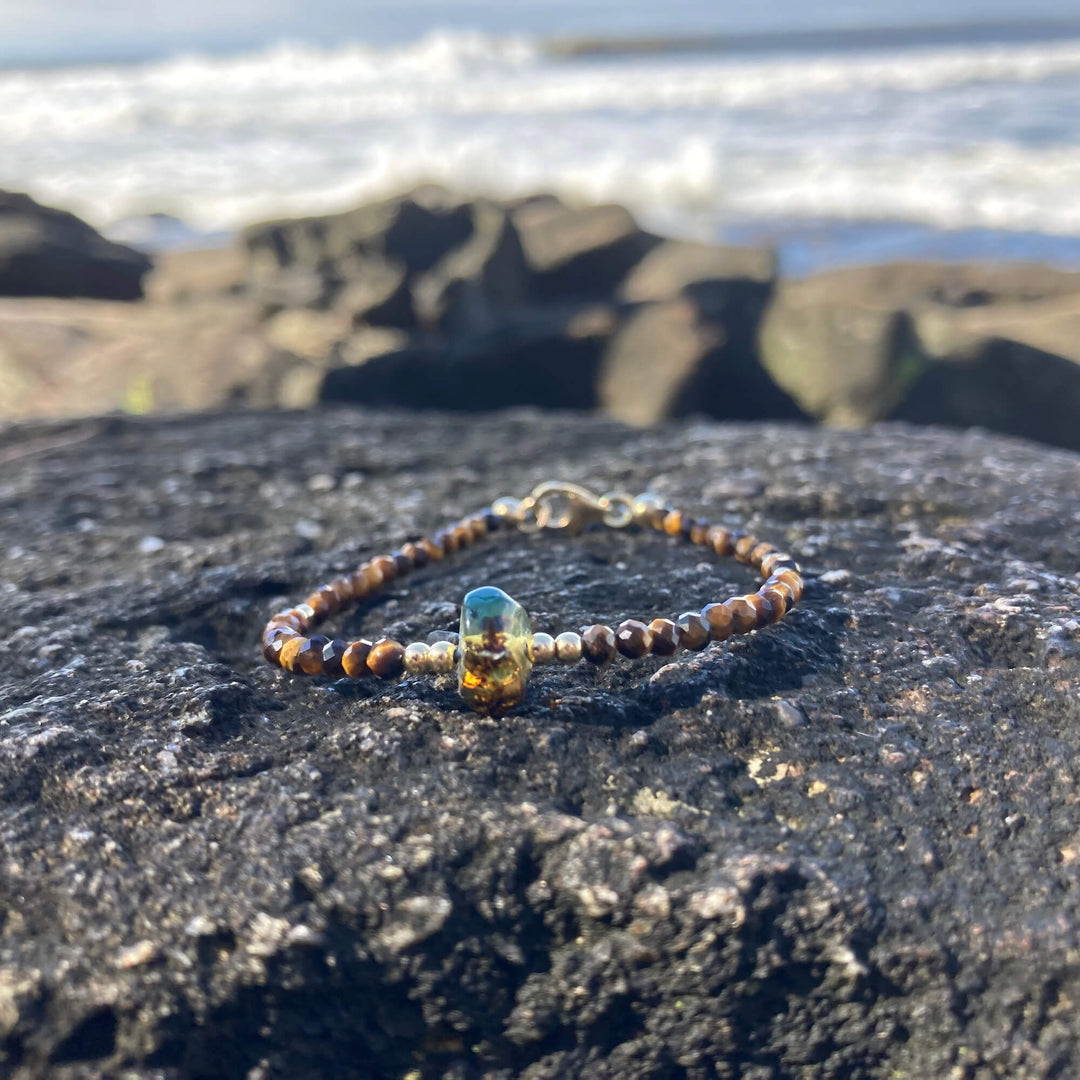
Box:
[3,30,1080,242]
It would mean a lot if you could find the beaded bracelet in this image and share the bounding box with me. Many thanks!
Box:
[261,481,804,715]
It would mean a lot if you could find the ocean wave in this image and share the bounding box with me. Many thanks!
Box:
[3,31,1080,240]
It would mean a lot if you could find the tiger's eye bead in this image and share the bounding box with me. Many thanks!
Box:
[708,526,734,557]
[294,603,316,631]
[468,516,488,540]
[675,612,710,651]
[734,534,758,563]
[701,602,734,641]
[662,510,683,537]
[278,636,306,672]
[372,555,397,583]
[317,586,341,614]
[297,634,330,674]
[263,626,298,663]
[615,619,653,658]
[744,593,774,629]
[392,550,413,576]
[759,587,789,622]
[482,511,503,533]
[403,641,430,675]
[367,639,406,679]
[581,624,616,664]
[750,542,775,568]
[322,638,348,677]
[648,618,681,656]
[330,577,354,603]
[554,631,583,663]
[773,568,804,602]
[724,597,758,635]
[689,521,710,545]
[452,523,473,549]
[420,537,444,562]
[427,640,456,675]
[342,639,373,678]
[352,562,383,595]
[269,611,304,631]
[531,632,556,664]
[402,541,428,569]
[433,528,457,554]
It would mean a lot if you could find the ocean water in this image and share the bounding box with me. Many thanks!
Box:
[3,1,1080,273]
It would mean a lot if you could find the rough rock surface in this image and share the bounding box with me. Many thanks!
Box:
[0,191,152,301]
[1,409,1079,1079]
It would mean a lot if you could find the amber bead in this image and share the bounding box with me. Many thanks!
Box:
[676,612,710,651]
[750,542,775,568]
[279,636,305,671]
[745,593,774,628]
[773,568,804,602]
[759,587,789,622]
[296,635,330,675]
[724,597,758,635]
[341,639,373,678]
[615,619,653,658]
[330,577,354,603]
[581,624,617,664]
[367,639,406,679]
[648,617,681,656]
[322,638,348,677]
[662,510,683,537]
[708,526,734,557]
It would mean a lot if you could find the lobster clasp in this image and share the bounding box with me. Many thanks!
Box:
[522,481,607,533]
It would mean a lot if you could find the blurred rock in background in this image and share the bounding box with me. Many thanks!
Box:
[2,185,1080,452]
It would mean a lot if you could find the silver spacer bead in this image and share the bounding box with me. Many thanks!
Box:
[427,640,456,675]
[554,631,583,663]
[403,641,430,675]
[531,632,556,664]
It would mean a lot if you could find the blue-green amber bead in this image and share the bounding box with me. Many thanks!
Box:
[457,586,533,714]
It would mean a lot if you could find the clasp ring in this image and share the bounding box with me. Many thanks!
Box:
[521,481,635,533]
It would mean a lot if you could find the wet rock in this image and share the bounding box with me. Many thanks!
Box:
[1,410,1079,1078]
[0,189,152,300]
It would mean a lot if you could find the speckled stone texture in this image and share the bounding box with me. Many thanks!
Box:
[1,410,1079,1080]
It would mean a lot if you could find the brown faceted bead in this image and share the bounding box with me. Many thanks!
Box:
[392,550,413,576]
[773,568,804,602]
[420,537,444,562]
[353,562,384,596]
[676,612,710,651]
[341,639,373,678]
[689,520,710,545]
[481,511,502,533]
[452,523,473,549]
[759,587,789,622]
[769,579,796,610]
[615,619,653,658]
[662,510,683,537]
[734,534,758,563]
[269,610,304,631]
[330,576,354,603]
[263,626,297,663]
[403,541,428,569]
[317,586,342,614]
[708,526,734,557]
[468,516,488,540]
[701,602,734,641]
[371,555,397,583]
[745,593,775,629]
[296,635,330,675]
[322,638,348,677]
[724,597,759,635]
[750,542,775,569]
[581,624,617,664]
[648,617,682,656]
[433,528,457,554]
[367,639,406,679]
[279,636,306,672]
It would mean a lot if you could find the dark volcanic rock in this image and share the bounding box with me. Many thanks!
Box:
[2,409,1080,1078]
[0,190,152,300]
